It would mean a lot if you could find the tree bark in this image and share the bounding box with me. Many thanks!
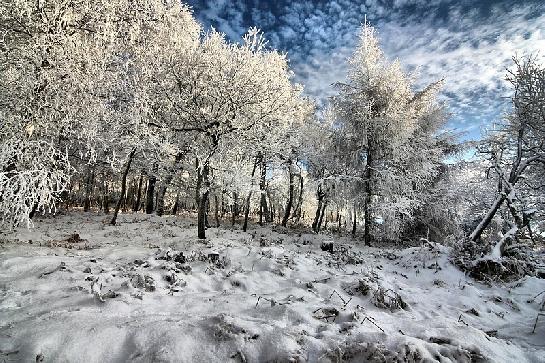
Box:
[231,192,239,226]
[83,168,95,212]
[352,204,357,236]
[312,185,325,232]
[363,149,373,246]
[133,173,143,212]
[214,194,220,227]
[317,201,327,231]
[172,193,179,215]
[243,158,259,232]
[281,160,295,227]
[469,194,506,242]
[103,181,110,214]
[111,149,136,225]
[259,155,270,224]
[197,162,210,239]
[294,174,304,223]
[145,173,156,214]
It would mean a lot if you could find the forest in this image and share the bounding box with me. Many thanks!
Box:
[0,1,544,362]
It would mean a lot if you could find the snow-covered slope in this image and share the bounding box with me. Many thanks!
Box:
[1,213,544,362]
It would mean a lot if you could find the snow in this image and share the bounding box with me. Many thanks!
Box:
[1,212,544,362]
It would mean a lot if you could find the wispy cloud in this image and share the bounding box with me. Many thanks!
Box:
[187,0,545,140]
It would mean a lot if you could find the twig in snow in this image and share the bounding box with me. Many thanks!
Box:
[532,296,545,334]
[458,314,469,326]
[39,262,67,278]
[328,290,352,309]
[252,294,276,308]
[527,290,545,303]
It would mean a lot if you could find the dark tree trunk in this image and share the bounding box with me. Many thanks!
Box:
[312,185,325,232]
[156,184,168,216]
[281,161,295,227]
[145,174,156,214]
[317,201,327,231]
[231,192,239,226]
[214,194,220,227]
[352,204,357,236]
[197,163,210,239]
[133,173,143,212]
[111,149,136,225]
[363,149,373,246]
[103,181,110,214]
[171,194,180,215]
[243,159,259,232]
[469,195,506,242]
[259,155,271,224]
[83,169,95,212]
[294,174,304,223]
[157,152,184,217]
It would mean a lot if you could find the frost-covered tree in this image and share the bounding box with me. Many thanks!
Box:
[150,27,308,238]
[333,22,456,244]
[0,0,107,227]
[469,57,545,246]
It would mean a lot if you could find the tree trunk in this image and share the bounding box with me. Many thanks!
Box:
[352,204,357,236]
[214,194,220,227]
[231,192,239,226]
[312,186,325,232]
[172,194,179,215]
[133,173,143,212]
[156,184,168,216]
[281,160,295,227]
[145,173,156,214]
[197,163,210,239]
[363,149,373,246]
[157,152,184,217]
[317,201,327,231]
[111,149,136,225]
[103,181,110,214]
[469,194,506,242]
[294,174,304,223]
[243,159,259,232]
[259,155,270,224]
[83,168,95,212]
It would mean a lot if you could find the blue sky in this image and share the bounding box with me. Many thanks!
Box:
[185,0,545,141]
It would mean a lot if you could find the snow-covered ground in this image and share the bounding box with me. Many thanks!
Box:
[1,212,544,362]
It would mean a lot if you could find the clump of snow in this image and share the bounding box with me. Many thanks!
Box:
[1,212,544,362]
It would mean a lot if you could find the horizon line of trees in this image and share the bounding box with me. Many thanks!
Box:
[1,1,543,254]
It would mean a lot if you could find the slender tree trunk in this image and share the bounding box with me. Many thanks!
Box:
[469,194,506,242]
[243,159,259,232]
[317,201,327,231]
[111,149,136,225]
[197,163,210,239]
[172,194,179,215]
[83,168,95,212]
[312,186,324,232]
[231,192,239,226]
[259,155,270,224]
[214,194,220,227]
[220,192,226,218]
[363,149,373,246]
[294,174,304,223]
[103,181,110,214]
[352,204,357,236]
[133,173,143,212]
[156,152,184,217]
[156,184,168,216]
[281,160,295,227]
[145,173,156,214]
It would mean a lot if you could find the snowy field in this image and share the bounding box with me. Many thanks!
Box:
[1,213,544,362]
